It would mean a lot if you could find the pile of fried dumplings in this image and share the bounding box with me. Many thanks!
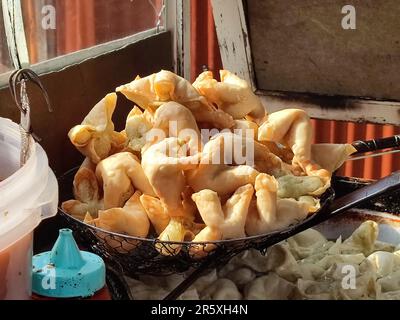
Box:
[62,70,356,257]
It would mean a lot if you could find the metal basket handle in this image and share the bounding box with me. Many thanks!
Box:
[352,135,400,154]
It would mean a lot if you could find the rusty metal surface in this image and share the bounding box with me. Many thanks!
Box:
[247,0,400,101]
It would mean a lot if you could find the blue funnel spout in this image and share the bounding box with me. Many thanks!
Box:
[49,229,85,269]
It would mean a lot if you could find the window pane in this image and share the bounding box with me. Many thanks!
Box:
[0,6,13,73]
[21,0,164,64]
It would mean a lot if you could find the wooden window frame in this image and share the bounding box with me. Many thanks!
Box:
[211,0,400,125]
[0,0,191,87]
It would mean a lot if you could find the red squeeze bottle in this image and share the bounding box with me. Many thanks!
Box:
[31,287,111,300]
[31,229,112,300]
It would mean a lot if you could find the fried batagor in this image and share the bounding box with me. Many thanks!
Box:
[259,109,356,195]
[84,192,150,253]
[141,191,205,256]
[193,184,254,239]
[116,70,234,129]
[245,174,310,236]
[232,119,259,138]
[96,152,155,209]
[152,101,202,153]
[187,132,283,194]
[311,143,356,174]
[61,158,103,220]
[63,69,352,250]
[141,138,203,255]
[140,189,202,237]
[140,194,170,235]
[258,109,335,189]
[91,191,150,238]
[189,184,254,258]
[193,70,266,120]
[142,137,200,218]
[125,106,153,152]
[68,93,127,164]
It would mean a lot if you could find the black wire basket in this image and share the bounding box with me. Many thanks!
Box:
[58,167,335,278]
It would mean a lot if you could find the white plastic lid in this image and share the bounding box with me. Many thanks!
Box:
[0,117,58,251]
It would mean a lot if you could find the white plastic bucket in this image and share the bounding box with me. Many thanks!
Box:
[0,117,58,300]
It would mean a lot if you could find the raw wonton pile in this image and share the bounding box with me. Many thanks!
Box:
[126,221,400,300]
[62,69,356,256]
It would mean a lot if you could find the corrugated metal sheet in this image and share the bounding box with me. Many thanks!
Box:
[190,0,222,81]
[191,0,400,179]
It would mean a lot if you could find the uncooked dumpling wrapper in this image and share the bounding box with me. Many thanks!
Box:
[244,272,296,300]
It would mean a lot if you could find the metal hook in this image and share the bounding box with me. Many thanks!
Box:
[8,69,53,142]
[9,69,53,114]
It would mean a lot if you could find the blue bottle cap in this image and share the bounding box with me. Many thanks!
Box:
[32,229,106,298]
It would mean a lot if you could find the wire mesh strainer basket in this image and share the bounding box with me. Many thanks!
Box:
[58,135,400,299]
[58,167,335,277]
